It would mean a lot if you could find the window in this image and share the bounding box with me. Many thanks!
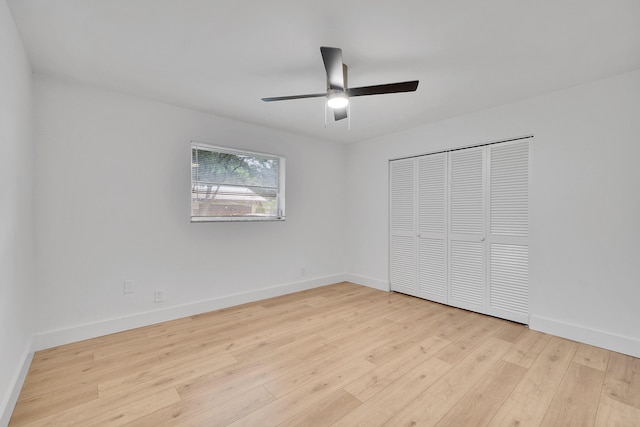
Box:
[191,142,285,222]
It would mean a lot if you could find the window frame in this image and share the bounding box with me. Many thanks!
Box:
[190,142,286,222]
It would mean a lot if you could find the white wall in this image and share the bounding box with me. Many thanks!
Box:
[347,69,640,357]
[33,76,347,348]
[0,0,35,423]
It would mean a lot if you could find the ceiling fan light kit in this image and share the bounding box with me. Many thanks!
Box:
[327,92,349,109]
[262,46,419,124]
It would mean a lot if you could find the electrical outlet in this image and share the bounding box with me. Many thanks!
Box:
[301,267,306,277]
[123,280,134,294]
[154,290,164,303]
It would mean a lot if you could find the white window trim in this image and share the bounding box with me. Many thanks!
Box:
[190,141,286,222]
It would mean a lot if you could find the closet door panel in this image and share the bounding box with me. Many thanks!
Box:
[418,154,446,235]
[390,235,416,294]
[489,243,528,318]
[450,148,484,236]
[448,147,486,311]
[488,140,529,323]
[390,158,417,295]
[417,153,447,303]
[490,142,529,237]
[391,159,415,234]
[450,240,484,308]
[418,238,447,302]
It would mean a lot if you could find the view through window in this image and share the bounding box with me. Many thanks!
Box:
[191,143,285,221]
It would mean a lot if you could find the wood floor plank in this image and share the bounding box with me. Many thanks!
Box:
[263,319,408,398]
[331,356,452,427]
[344,334,451,402]
[595,395,640,426]
[501,328,552,368]
[433,310,477,341]
[488,336,578,426]
[540,362,605,427]
[381,296,449,323]
[72,388,182,427]
[262,344,364,399]
[364,308,462,367]
[603,351,640,409]
[227,357,376,427]
[22,354,95,382]
[98,353,237,397]
[337,298,406,323]
[384,337,513,426]
[188,300,267,322]
[434,315,507,365]
[492,321,527,343]
[10,283,640,427]
[20,387,181,427]
[121,383,273,426]
[88,329,180,361]
[323,317,384,342]
[434,360,527,427]
[322,318,406,351]
[277,389,362,427]
[249,330,332,358]
[17,353,162,401]
[29,346,94,367]
[175,351,301,403]
[151,309,318,366]
[30,325,151,362]
[172,386,275,427]
[8,383,98,425]
[574,342,610,371]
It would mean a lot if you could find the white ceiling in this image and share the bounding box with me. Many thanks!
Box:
[8,0,640,143]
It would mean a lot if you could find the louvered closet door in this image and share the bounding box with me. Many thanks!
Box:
[487,140,529,323]
[448,147,486,313]
[390,158,417,295]
[389,139,530,324]
[417,153,448,304]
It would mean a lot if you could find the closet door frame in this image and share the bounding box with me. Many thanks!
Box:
[389,135,532,324]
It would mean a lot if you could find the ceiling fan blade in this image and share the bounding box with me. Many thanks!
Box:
[261,93,326,102]
[333,107,348,121]
[347,80,419,97]
[320,46,345,91]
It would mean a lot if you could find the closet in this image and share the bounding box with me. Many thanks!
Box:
[390,137,530,324]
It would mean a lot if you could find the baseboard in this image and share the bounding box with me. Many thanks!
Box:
[529,315,640,358]
[32,274,348,352]
[343,273,389,292]
[0,341,33,427]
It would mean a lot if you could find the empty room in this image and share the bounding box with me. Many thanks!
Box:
[2,0,640,425]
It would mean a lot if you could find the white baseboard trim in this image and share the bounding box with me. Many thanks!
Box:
[1,341,33,427]
[32,274,348,352]
[343,273,389,292]
[529,315,640,358]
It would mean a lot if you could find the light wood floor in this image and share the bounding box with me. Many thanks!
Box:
[10,282,640,426]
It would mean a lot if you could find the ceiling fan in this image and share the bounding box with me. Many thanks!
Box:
[261,46,419,122]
